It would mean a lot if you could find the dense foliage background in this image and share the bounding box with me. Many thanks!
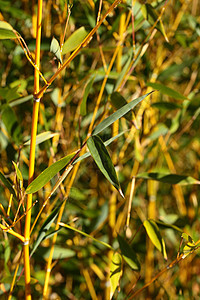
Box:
[0,0,200,299]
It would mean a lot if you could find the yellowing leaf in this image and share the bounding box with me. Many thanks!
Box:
[110,252,122,299]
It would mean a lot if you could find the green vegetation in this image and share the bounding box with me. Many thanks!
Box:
[0,0,200,299]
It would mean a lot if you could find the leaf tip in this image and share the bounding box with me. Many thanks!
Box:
[119,188,125,199]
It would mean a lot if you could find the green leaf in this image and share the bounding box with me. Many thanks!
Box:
[80,76,95,116]
[74,130,128,164]
[87,135,121,192]
[117,235,140,270]
[62,26,88,54]
[0,21,16,39]
[155,220,183,233]
[60,222,113,250]
[50,37,62,64]
[1,105,22,143]
[1,276,37,286]
[110,252,123,299]
[110,91,133,122]
[4,239,11,265]
[12,161,23,182]
[92,92,153,135]
[42,246,75,260]
[137,172,200,185]
[147,82,187,100]
[152,102,182,111]
[31,204,62,256]
[24,131,59,146]
[0,171,16,199]
[141,4,168,41]
[115,54,132,90]
[26,152,75,194]
[144,219,167,259]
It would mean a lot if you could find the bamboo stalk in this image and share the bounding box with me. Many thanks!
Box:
[23,0,43,299]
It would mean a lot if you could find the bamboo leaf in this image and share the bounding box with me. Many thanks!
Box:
[62,26,88,54]
[147,82,187,100]
[31,204,62,256]
[117,235,140,270]
[110,252,123,299]
[80,76,95,116]
[137,172,200,185]
[141,4,168,42]
[92,92,153,135]
[12,161,23,182]
[87,135,121,193]
[50,37,62,64]
[110,91,133,122]
[74,130,128,164]
[26,152,76,194]
[59,222,113,250]
[42,246,75,260]
[0,21,16,39]
[24,131,59,146]
[143,219,167,260]
[0,171,16,199]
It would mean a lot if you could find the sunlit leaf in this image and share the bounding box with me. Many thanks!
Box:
[117,235,140,270]
[147,82,187,100]
[87,135,121,192]
[110,252,123,299]
[50,37,62,64]
[12,161,23,182]
[144,219,167,260]
[0,21,16,39]
[92,92,153,135]
[26,152,76,194]
[24,131,59,146]
[62,26,88,54]
[137,172,200,185]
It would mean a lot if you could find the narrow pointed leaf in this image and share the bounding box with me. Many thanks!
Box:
[137,172,200,185]
[74,130,128,164]
[92,92,153,135]
[110,252,123,299]
[12,162,23,182]
[117,235,140,270]
[0,171,16,199]
[80,76,95,116]
[87,135,120,191]
[24,131,59,146]
[50,37,62,64]
[147,82,187,100]
[31,204,62,256]
[144,219,167,259]
[59,222,113,250]
[26,152,75,194]
[62,26,88,54]
[0,21,16,39]
[110,92,133,122]
[141,4,168,41]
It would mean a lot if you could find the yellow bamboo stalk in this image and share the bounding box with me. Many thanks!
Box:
[23,0,43,299]
[82,269,98,300]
